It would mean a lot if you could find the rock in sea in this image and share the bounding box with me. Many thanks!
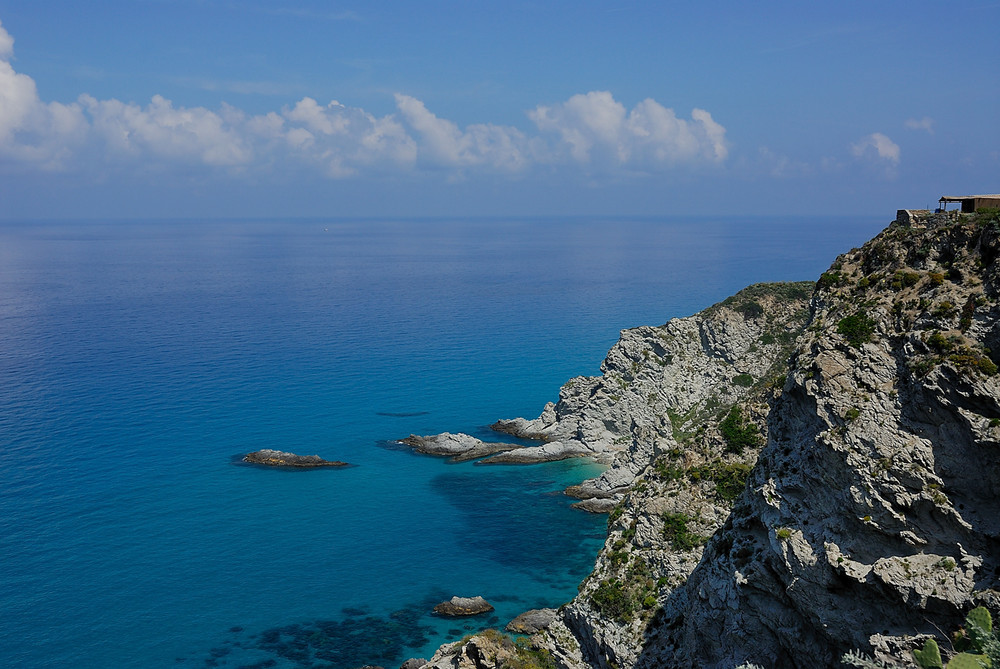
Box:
[432,596,494,616]
[243,449,348,467]
[399,433,521,462]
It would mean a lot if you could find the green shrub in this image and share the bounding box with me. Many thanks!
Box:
[654,457,685,481]
[960,296,976,332]
[732,373,754,387]
[662,512,705,550]
[719,405,763,454]
[817,271,843,289]
[892,270,922,290]
[837,313,877,348]
[509,638,558,669]
[688,461,752,502]
[947,349,999,377]
[926,331,953,353]
[933,301,956,319]
[973,207,1000,229]
[737,300,765,319]
[590,578,634,622]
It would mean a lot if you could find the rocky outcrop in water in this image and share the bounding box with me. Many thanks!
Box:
[433,596,495,617]
[398,433,522,462]
[243,449,348,467]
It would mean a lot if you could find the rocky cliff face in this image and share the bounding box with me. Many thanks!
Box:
[541,210,1000,669]
[408,210,1000,669]
[493,282,813,509]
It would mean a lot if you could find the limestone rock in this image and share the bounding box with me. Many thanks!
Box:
[493,282,814,491]
[433,596,494,617]
[506,608,559,634]
[398,433,521,462]
[631,211,1000,668]
[399,660,426,669]
[242,449,348,467]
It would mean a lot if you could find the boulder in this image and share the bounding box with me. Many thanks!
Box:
[433,596,494,616]
[243,449,348,467]
[398,660,426,669]
[506,608,558,635]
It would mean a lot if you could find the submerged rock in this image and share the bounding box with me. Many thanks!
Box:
[433,596,494,617]
[243,449,348,467]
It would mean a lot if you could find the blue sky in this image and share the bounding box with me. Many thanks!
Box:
[0,0,997,218]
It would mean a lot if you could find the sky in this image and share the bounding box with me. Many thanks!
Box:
[0,0,997,219]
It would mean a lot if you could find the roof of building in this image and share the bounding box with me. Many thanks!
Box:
[939,194,1000,202]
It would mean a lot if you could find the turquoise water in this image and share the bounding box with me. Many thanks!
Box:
[0,216,886,668]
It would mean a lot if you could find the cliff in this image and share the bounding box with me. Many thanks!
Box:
[408,209,1000,669]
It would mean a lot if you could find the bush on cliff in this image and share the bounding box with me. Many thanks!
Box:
[837,313,876,348]
[720,406,763,454]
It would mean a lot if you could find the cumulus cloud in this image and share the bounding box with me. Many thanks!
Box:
[529,91,728,170]
[0,21,91,170]
[0,19,12,59]
[904,117,934,133]
[264,97,417,177]
[80,94,251,167]
[851,132,900,165]
[394,94,530,171]
[0,20,726,182]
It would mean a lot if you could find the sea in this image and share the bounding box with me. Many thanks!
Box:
[0,214,886,668]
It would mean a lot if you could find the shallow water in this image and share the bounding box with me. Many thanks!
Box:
[0,215,886,668]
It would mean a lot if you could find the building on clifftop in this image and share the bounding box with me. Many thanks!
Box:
[938,193,1000,213]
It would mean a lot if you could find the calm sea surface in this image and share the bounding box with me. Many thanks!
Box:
[0,215,886,668]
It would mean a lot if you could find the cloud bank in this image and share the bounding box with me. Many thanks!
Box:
[0,20,727,181]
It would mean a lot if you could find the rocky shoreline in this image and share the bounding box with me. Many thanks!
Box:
[393,209,1000,669]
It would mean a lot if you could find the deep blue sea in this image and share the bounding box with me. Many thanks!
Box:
[0,215,886,668]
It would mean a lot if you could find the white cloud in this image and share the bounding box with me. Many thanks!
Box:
[904,117,933,133]
[851,132,900,165]
[0,20,725,182]
[529,91,728,170]
[0,21,91,171]
[394,94,529,171]
[0,19,13,60]
[81,94,252,166]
